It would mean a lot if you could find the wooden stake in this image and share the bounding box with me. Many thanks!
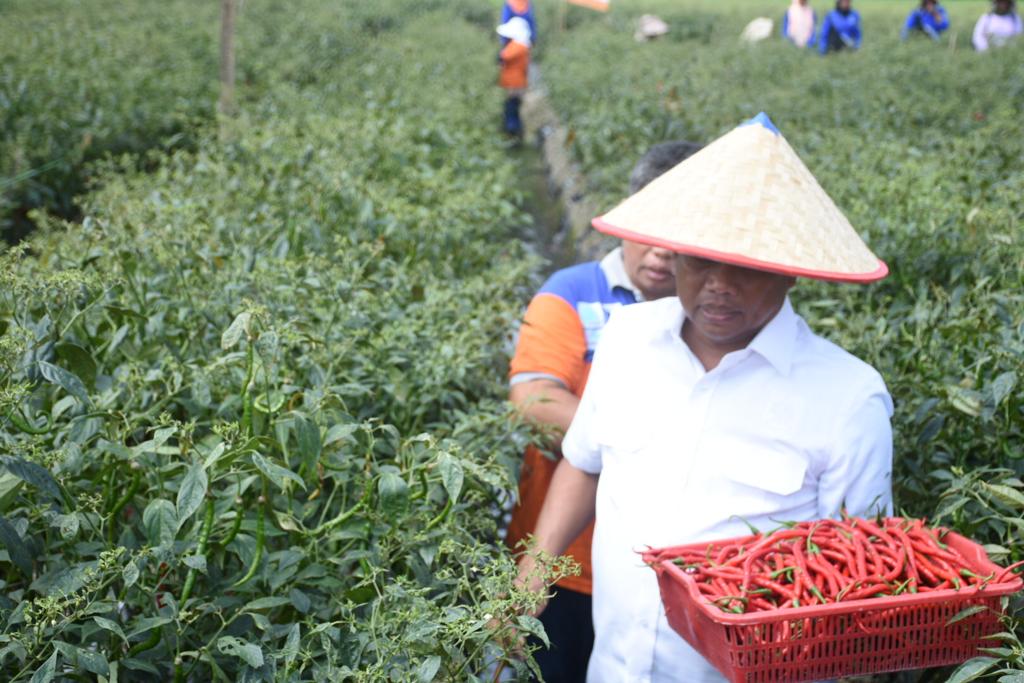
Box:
[219,0,237,116]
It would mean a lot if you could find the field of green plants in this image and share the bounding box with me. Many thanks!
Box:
[0,0,554,680]
[1,0,1022,680]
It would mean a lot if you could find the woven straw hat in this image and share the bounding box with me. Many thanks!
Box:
[592,113,888,282]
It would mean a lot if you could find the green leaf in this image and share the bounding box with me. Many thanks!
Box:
[416,655,441,683]
[93,616,127,643]
[0,514,33,575]
[323,423,358,446]
[997,673,1024,683]
[294,414,321,469]
[37,361,91,406]
[142,499,176,546]
[946,385,983,418]
[438,453,464,503]
[283,624,300,668]
[176,462,208,531]
[126,616,172,639]
[244,596,291,610]
[947,657,998,683]
[29,650,58,683]
[217,636,264,668]
[252,453,305,492]
[54,342,97,388]
[989,371,1017,407]
[183,554,207,574]
[378,471,409,521]
[289,587,311,614]
[0,456,63,503]
[221,312,252,351]
[52,512,79,539]
[122,561,140,588]
[947,604,989,625]
[253,391,286,414]
[982,483,1024,510]
[202,442,227,469]
[516,614,549,647]
[54,640,109,676]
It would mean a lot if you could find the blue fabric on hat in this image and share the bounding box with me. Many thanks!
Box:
[739,111,781,135]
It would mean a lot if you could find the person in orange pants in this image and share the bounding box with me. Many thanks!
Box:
[497,17,531,138]
[507,141,703,681]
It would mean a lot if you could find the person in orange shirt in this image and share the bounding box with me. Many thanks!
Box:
[507,141,702,681]
[496,17,531,138]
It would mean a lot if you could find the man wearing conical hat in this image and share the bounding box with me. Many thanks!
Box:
[516,113,893,681]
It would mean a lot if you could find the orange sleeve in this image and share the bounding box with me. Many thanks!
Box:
[509,293,587,396]
[499,41,527,61]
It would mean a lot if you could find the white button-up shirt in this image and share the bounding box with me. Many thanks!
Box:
[562,296,893,683]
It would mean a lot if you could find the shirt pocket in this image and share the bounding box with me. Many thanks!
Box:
[714,444,809,497]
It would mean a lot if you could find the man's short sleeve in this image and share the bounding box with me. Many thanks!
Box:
[817,377,894,519]
[561,308,626,475]
[561,363,603,474]
[509,293,588,395]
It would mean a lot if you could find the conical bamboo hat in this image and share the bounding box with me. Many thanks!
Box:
[592,113,888,283]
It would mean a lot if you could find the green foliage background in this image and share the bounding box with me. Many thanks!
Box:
[1,0,1022,680]
[1,1,551,680]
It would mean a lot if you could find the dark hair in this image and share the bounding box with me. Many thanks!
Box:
[921,0,937,7]
[629,140,703,194]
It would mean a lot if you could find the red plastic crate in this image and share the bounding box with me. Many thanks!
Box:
[643,531,1022,683]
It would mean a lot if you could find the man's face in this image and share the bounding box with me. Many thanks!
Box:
[622,240,675,300]
[995,0,1011,14]
[675,254,795,351]
[837,0,852,11]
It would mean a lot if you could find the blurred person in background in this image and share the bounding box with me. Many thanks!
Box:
[781,0,817,48]
[973,0,1022,50]
[497,17,532,139]
[501,0,536,47]
[507,141,702,682]
[819,0,862,54]
[901,0,950,41]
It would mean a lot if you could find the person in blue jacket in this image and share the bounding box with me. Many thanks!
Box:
[819,0,863,54]
[902,0,951,40]
[501,1,536,46]
[782,0,817,48]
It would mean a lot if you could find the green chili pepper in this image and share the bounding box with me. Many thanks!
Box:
[107,468,142,544]
[307,479,371,537]
[125,625,161,658]
[240,342,255,437]
[233,481,267,587]
[4,407,53,435]
[218,499,245,546]
[179,496,215,606]
[425,497,453,531]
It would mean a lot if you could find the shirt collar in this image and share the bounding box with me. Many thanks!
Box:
[746,297,798,376]
[600,247,644,302]
[654,296,799,376]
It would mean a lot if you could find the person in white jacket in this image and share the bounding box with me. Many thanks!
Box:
[973,0,1023,50]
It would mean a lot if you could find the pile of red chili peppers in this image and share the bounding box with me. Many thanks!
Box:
[671,517,1020,614]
